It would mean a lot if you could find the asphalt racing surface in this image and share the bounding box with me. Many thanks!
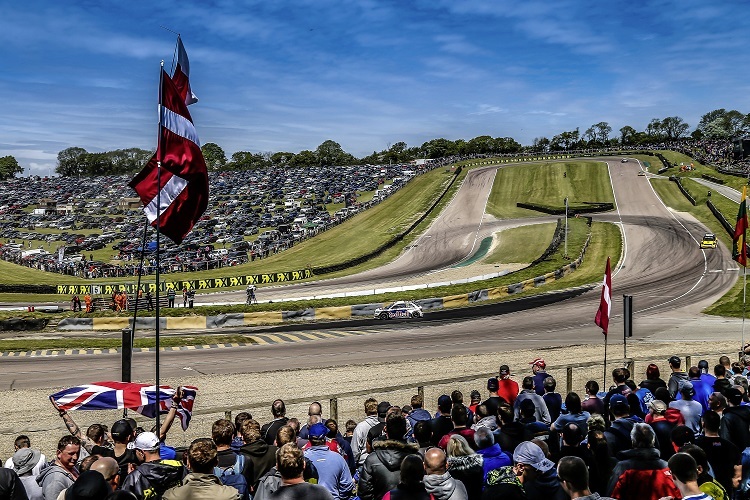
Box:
[0,159,739,389]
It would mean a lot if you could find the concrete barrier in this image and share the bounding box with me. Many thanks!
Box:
[92,317,129,331]
[281,309,315,321]
[208,313,245,329]
[57,318,94,330]
[244,311,284,325]
[166,316,207,330]
[315,306,352,320]
[442,294,469,308]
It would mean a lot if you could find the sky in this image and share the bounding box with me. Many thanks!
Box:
[2,1,750,176]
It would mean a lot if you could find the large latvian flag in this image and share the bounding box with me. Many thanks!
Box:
[129,39,208,244]
[594,256,612,335]
[733,186,749,267]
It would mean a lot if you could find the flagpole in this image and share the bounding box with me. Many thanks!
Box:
[743,265,746,359]
[154,60,164,433]
[129,220,150,360]
[603,334,608,390]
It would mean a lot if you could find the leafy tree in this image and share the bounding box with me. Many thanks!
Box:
[0,156,22,180]
[619,126,637,145]
[271,152,295,165]
[290,150,317,167]
[228,151,268,170]
[495,137,522,153]
[421,138,457,158]
[593,122,612,143]
[56,147,88,176]
[660,116,690,140]
[316,140,355,166]
[467,135,495,154]
[697,109,728,131]
[550,129,580,151]
[532,137,550,152]
[201,142,227,170]
[645,118,663,138]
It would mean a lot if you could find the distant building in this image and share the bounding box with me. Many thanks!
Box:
[37,198,74,215]
[119,197,143,210]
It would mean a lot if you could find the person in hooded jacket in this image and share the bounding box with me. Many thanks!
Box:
[37,436,80,500]
[602,395,636,457]
[422,448,467,500]
[446,435,482,500]
[720,387,750,449]
[494,403,525,455]
[254,426,318,500]
[406,394,432,433]
[120,432,186,500]
[382,455,430,500]
[0,466,28,500]
[473,426,511,482]
[512,441,565,500]
[645,399,676,460]
[358,412,419,500]
[238,420,277,494]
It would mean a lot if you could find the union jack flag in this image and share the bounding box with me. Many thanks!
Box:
[50,382,197,430]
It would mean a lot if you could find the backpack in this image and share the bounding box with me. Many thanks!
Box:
[214,453,249,500]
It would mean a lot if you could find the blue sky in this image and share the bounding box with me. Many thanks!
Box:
[2,1,749,175]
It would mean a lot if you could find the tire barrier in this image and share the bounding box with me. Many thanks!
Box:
[670,176,697,206]
[0,318,48,331]
[54,232,593,331]
[702,174,725,185]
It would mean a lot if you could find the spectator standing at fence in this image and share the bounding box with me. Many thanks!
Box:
[542,377,562,423]
[671,382,703,434]
[479,379,506,419]
[269,444,333,500]
[240,420,278,492]
[552,393,591,436]
[163,438,240,500]
[668,356,689,399]
[530,359,550,397]
[303,423,353,500]
[406,394,432,432]
[167,288,175,308]
[438,404,476,451]
[714,365,732,395]
[182,288,188,308]
[351,398,379,468]
[698,360,717,387]
[581,381,604,416]
[146,291,154,311]
[514,377,551,425]
[188,289,195,308]
[639,364,667,395]
[497,365,519,406]
[680,366,713,414]
[602,369,631,421]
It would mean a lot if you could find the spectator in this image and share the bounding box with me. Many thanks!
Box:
[232,413,253,452]
[324,419,355,473]
[494,403,525,455]
[696,410,741,494]
[254,426,319,500]
[586,431,616,496]
[646,399,677,460]
[238,419,277,493]
[303,423,353,500]
[581,381,604,416]
[668,452,709,500]
[467,391,481,415]
[542,377,562,423]
[422,448,467,500]
[261,400,289,446]
[37,435,80,500]
[110,419,137,489]
[212,419,251,499]
[720,387,750,448]
[413,421,432,456]
[557,455,615,500]
[671,425,695,453]
[65,470,110,499]
[714,365,732,395]
[668,356,689,398]
[698,360,716,388]
[163,438,239,500]
[680,444,730,500]
[514,377,551,425]
[481,464,525,500]
[269,444,333,500]
[512,441,565,500]
[551,392,590,436]
[4,436,46,476]
[120,432,185,500]
[530,358,549,396]
[518,399,550,442]
[12,447,42,500]
[682,366,713,413]
[497,365,519,406]
[603,395,635,456]
[438,404,475,451]
[406,394,432,432]
[351,398,379,467]
[471,404,497,432]
[445,435,482,500]
[670,382,703,434]
[382,455,430,500]
[602,368,631,420]
[555,423,592,466]
[298,402,323,441]
[479,379,506,419]
[367,403,396,451]
[607,423,680,500]
[89,457,120,494]
[431,397,454,447]
[639,363,667,394]
[473,426,511,482]
[343,420,356,445]
[450,391,473,424]
[358,411,419,500]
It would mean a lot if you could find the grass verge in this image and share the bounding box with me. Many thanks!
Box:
[0,335,259,352]
[485,224,557,264]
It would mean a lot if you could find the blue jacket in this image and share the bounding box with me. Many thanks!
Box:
[304,445,353,500]
[675,377,713,414]
[476,444,512,482]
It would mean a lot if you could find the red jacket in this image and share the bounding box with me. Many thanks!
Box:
[438,428,476,451]
[497,379,519,405]
[609,447,680,500]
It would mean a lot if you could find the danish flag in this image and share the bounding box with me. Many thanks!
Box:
[594,256,612,335]
[129,37,208,244]
[50,382,198,430]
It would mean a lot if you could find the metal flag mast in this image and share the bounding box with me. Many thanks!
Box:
[154,59,165,432]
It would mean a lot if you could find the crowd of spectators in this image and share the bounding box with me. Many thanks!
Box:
[5,352,750,499]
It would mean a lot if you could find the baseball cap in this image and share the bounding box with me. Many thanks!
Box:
[308,422,328,440]
[648,400,667,414]
[111,419,133,440]
[437,395,452,412]
[668,355,681,366]
[127,431,160,451]
[530,358,546,369]
[513,441,554,472]
[726,387,743,406]
[377,401,392,422]
[499,365,510,377]
[680,381,695,397]
[698,360,709,373]
[487,377,499,391]
[470,390,481,402]
[610,394,629,413]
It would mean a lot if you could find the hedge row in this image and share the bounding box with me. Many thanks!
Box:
[0,284,57,294]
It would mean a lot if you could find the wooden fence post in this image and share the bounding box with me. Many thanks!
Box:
[224,410,232,421]
[418,386,425,402]
[566,367,573,395]
[330,397,338,422]
[686,356,692,369]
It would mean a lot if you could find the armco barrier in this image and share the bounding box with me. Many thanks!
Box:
[57,318,94,330]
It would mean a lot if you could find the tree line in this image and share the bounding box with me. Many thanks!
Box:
[2,108,748,179]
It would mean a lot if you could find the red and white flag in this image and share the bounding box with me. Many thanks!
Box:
[172,36,198,106]
[129,39,208,244]
[594,256,612,335]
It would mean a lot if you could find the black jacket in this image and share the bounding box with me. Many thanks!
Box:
[447,454,483,500]
[0,469,27,500]
[358,439,419,500]
[721,405,750,449]
[239,440,278,491]
[121,459,186,500]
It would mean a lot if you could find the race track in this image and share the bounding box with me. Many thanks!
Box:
[0,158,739,389]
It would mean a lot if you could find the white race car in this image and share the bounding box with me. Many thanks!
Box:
[374,301,424,320]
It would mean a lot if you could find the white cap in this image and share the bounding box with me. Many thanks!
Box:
[127,431,160,451]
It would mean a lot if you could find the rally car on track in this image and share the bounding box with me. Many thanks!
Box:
[700,233,717,249]
[374,301,424,320]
